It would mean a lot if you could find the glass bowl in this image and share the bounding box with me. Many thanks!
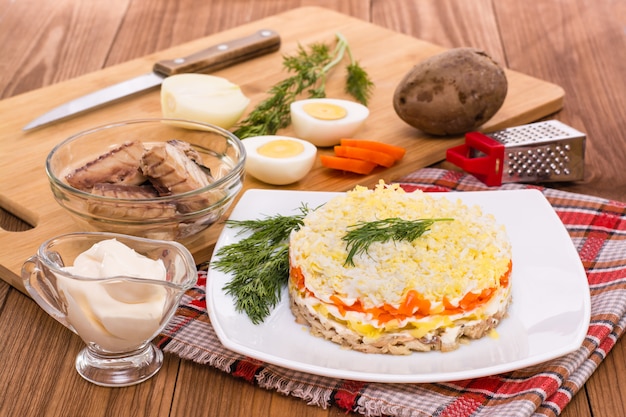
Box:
[46,118,246,241]
[21,232,198,387]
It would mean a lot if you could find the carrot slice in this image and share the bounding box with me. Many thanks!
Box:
[320,155,377,175]
[340,139,406,161]
[334,145,397,168]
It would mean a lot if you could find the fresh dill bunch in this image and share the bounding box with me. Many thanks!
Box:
[233,33,374,139]
[342,217,454,267]
[232,44,331,139]
[212,205,313,324]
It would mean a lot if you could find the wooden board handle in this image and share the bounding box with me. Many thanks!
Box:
[153,29,281,76]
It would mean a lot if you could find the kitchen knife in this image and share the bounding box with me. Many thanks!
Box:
[23,29,281,131]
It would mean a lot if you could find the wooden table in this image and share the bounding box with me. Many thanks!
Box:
[0,1,624,416]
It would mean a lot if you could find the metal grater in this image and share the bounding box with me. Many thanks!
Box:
[445,120,586,186]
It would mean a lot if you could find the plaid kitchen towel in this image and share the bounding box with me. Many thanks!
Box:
[157,168,626,417]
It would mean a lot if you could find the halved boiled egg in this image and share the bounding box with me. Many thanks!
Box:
[242,136,317,185]
[290,98,369,147]
[161,74,250,129]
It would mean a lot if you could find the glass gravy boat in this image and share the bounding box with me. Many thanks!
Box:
[22,232,197,387]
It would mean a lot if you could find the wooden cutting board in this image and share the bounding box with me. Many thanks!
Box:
[0,6,563,293]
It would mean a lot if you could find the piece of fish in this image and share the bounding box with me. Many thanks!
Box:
[141,141,212,195]
[141,141,219,213]
[167,139,213,178]
[88,183,176,219]
[65,141,147,191]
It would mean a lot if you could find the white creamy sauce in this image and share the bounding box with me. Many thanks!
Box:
[57,239,169,352]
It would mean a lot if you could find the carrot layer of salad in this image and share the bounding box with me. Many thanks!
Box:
[291,260,512,325]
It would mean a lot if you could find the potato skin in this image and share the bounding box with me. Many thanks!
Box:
[393,48,508,136]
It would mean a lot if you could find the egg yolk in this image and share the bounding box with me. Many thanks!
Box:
[302,102,347,120]
[257,139,305,158]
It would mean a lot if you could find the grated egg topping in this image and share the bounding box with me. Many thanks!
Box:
[289,181,512,338]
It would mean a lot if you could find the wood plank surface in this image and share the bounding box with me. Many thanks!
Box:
[0,6,563,293]
[0,1,624,417]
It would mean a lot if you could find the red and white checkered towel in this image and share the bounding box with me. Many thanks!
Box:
[157,168,626,417]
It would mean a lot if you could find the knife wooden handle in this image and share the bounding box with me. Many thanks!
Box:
[153,29,281,76]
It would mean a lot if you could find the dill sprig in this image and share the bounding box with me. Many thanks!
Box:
[342,218,454,267]
[212,205,312,324]
[336,32,374,105]
[233,32,374,139]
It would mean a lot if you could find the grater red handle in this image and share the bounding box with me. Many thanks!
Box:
[445,132,505,186]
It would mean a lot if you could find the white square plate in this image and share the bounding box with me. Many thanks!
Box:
[207,189,590,383]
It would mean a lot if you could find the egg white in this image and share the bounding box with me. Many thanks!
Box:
[242,135,317,185]
[290,98,369,147]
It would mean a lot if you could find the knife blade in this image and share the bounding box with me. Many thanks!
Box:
[23,29,281,131]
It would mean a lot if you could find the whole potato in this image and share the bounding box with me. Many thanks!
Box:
[393,48,508,136]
